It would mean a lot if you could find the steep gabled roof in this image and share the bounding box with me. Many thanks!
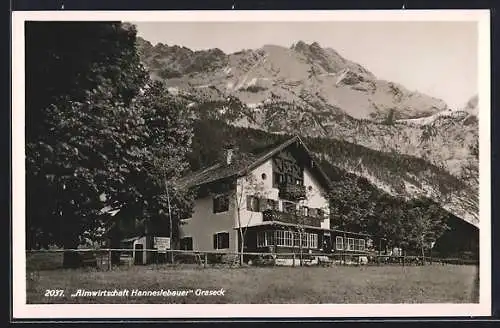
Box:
[175,135,333,190]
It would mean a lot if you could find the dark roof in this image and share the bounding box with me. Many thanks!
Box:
[175,135,332,190]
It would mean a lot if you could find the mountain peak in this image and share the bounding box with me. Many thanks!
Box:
[310,41,322,49]
[291,40,309,51]
[137,38,448,121]
[291,40,323,52]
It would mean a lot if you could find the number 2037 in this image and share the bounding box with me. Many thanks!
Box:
[45,289,64,297]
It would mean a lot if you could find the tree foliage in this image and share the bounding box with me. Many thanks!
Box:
[327,175,377,232]
[25,22,194,255]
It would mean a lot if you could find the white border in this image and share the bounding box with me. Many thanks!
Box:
[12,10,491,319]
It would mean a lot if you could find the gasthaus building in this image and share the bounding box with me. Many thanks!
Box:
[175,136,373,263]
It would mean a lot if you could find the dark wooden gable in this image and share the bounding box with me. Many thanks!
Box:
[272,146,304,187]
[270,139,327,189]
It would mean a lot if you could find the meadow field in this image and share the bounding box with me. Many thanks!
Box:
[26,252,479,304]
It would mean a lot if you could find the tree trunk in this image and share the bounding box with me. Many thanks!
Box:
[239,227,244,266]
[299,231,303,267]
[421,242,426,266]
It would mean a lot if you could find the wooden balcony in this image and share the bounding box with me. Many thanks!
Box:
[262,209,322,228]
[278,183,306,201]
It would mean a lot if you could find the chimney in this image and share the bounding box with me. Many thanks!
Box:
[223,142,237,165]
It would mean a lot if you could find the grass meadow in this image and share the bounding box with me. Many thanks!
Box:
[26,252,479,304]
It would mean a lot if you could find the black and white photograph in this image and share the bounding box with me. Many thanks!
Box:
[12,10,491,318]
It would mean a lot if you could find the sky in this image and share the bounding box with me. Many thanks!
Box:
[134,21,478,109]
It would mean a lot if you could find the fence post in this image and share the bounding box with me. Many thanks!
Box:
[204,252,207,269]
[108,249,112,271]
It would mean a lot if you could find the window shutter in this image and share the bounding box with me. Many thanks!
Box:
[258,198,267,211]
[222,233,229,249]
[213,234,218,249]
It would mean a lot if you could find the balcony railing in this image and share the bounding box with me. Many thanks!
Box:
[278,183,306,201]
[262,209,322,228]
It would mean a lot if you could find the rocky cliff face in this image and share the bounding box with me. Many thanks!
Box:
[138,39,449,120]
[136,37,479,227]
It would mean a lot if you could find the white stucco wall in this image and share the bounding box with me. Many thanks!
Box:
[180,193,239,252]
[303,168,330,230]
[236,159,277,228]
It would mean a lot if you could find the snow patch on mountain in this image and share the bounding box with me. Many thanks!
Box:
[396,109,471,126]
[336,69,350,86]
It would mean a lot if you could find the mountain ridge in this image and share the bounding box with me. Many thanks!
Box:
[137,38,450,121]
[135,37,479,227]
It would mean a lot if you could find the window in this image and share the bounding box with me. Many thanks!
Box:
[257,231,274,247]
[347,238,355,251]
[336,236,344,250]
[180,237,193,251]
[317,208,324,219]
[261,173,267,180]
[284,231,293,246]
[275,230,285,246]
[359,239,366,251]
[300,206,309,217]
[213,232,229,249]
[282,201,297,214]
[271,231,317,248]
[257,231,265,247]
[293,232,301,247]
[213,194,229,213]
[308,208,318,218]
[352,239,366,251]
[308,234,318,249]
[274,173,286,186]
[302,233,309,248]
[246,195,260,212]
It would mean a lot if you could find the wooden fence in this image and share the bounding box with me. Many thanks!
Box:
[25,248,479,271]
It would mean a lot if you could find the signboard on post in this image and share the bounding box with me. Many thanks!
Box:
[154,237,171,253]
